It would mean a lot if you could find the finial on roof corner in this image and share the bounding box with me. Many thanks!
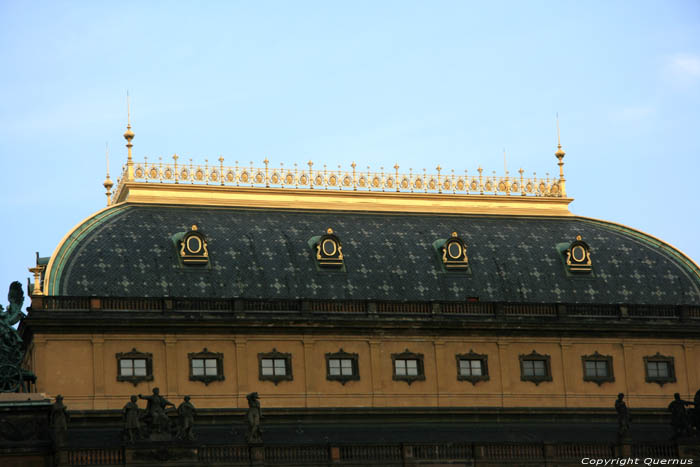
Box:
[123,91,135,181]
[555,113,566,197]
[103,143,114,206]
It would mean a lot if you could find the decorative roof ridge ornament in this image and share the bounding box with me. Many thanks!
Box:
[112,156,567,199]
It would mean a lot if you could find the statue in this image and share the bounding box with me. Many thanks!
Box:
[615,393,631,441]
[669,392,695,440]
[0,282,25,345]
[691,388,700,434]
[245,392,262,443]
[51,394,69,445]
[176,396,196,441]
[122,395,141,443]
[139,387,175,436]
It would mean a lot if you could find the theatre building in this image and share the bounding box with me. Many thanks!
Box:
[6,122,700,466]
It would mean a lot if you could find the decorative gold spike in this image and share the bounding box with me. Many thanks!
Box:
[123,92,135,181]
[103,143,114,206]
[555,113,566,197]
[327,228,333,234]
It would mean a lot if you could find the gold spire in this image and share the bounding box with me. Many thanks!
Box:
[103,143,114,206]
[123,92,135,181]
[555,113,566,197]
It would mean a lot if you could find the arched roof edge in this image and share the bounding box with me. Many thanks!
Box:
[44,202,131,296]
[575,215,700,293]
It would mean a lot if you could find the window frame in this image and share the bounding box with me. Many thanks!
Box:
[188,348,224,385]
[644,353,676,386]
[258,348,293,385]
[116,348,153,386]
[391,349,425,385]
[581,351,614,385]
[519,350,552,385]
[456,350,489,384]
[325,349,360,384]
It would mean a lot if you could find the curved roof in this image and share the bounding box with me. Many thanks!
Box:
[44,203,700,305]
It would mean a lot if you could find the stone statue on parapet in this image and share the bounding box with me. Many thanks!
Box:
[176,396,196,441]
[51,394,69,445]
[245,392,262,444]
[693,388,700,435]
[0,282,36,393]
[669,392,695,440]
[615,393,631,441]
[122,395,142,443]
[139,387,175,438]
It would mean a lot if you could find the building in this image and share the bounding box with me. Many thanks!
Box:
[8,121,700,466]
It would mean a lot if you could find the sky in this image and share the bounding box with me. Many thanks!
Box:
[1,1,699,304]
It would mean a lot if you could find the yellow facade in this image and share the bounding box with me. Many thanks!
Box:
[27,332,700,411]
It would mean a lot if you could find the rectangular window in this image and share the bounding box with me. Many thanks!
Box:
[328,358,353,376]
[644,354,676,386]
[188,348,224,384]
[325,350,360,384]
[581,352,614,385]
[261,358,288,376]
[646,361,668,378]
[456,351,489,384]
[395,359,419,376]
[192,358,218,376]
[459,359,482,377]
[258,349,293,384]
[116,349,153,385]
[519,351,552,385]
[584,360,608,377]
[522,359,547,377]
[120,358,147,377]
[391,350,425,384]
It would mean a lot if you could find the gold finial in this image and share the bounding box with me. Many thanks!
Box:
[192,224,198,231]
[103,143,113,206]
[555,113,565,158]
[576,235,581,241]
[123,91,135,181]
[555,113,566,197]
[451,231,458,237]
[327,228,333,234]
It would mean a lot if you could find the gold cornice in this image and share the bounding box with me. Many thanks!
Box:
[115,182,574,216]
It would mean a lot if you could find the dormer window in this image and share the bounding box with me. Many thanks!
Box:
[434,232,469,270]
[565,235,591,273]
[311,228,344,269]
[178,225,209,265]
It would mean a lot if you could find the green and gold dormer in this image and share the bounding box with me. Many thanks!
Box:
[38,169,700,305]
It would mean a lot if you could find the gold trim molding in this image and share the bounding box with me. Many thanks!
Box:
[115,182,574,216]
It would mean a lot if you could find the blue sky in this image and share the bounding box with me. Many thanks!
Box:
[1,1,699,302]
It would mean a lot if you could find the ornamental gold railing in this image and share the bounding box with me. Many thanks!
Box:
[113,156,564,202]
